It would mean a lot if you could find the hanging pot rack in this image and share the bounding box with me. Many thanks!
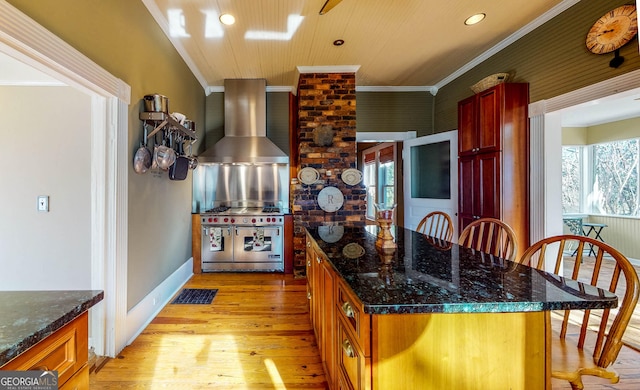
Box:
[139,111,197,141]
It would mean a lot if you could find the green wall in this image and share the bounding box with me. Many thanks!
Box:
[356,91,434,136]
[435,0,640,133]
[8,0,206,310]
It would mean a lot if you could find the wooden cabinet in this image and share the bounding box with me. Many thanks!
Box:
[457,83,529,252]
[306,233,337,387]
[458,151,500,228]
[335,279,371,390]
[1,312,89,389]
[458,89,501,155]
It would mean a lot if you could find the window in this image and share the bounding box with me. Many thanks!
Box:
[562,146,582,214]
[362,143,396,220]
[562,139,640,217]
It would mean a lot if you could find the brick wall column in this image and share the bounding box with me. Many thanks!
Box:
[291,72,366,273]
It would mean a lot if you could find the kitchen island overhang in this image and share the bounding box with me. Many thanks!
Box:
[307,225,617,315]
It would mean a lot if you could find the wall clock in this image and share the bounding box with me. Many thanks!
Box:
[585,5,637,55]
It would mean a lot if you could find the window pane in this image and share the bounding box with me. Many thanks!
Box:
[561,146,582,213]
[378,162,395,207]
[590,139,639,216]
[410,141,451,199]
[366,186,376,218]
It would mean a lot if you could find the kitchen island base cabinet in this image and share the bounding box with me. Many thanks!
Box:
[371,311,549,390]
[306,236,337,387]
[1,312,89,390]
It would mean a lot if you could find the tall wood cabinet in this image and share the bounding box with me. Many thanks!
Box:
[457,83,529,253]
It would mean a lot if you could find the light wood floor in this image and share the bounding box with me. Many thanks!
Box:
[90,273,328,389]
[90,272,640,389]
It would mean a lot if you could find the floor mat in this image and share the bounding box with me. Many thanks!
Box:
[171,288,218,304]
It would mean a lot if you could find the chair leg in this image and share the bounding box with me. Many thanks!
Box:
[569,378,584,390]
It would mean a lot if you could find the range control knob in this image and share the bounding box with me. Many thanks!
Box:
[252,218,256,223]
[208,217,213,223]
[230,218,235,223]
[223,217,229,223]
[213,217,218,223]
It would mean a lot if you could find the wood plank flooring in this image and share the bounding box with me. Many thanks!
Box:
[90,272,640,389]
[90,273,328,389]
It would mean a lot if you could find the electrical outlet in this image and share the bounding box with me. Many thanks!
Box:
[38,195,49,212]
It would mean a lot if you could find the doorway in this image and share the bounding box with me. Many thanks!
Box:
[533,68,640,260]
[357,131,416,228]
[0,2,130,357]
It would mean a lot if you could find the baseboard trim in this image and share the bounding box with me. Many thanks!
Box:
[125,258,193,345]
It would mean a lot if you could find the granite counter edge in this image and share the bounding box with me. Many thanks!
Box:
[0,291,104,367]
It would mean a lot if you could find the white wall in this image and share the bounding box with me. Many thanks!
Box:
[0,86,92,289]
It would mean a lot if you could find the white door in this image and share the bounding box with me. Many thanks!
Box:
[403,130,458,240]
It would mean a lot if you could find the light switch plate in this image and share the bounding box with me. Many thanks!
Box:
[38,195,49,212]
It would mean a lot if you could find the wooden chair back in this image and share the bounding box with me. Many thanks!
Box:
[416,211,454,242]
[519,234,640,388]
[458,218,518,261]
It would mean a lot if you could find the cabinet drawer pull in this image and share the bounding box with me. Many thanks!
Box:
[316,256,322,264]
[342,339,355,358]
[341,301,355,318]
[307,260,311,267]
[307,241,311,248]
[307,291,312,300]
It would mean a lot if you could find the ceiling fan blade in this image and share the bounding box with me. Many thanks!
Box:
[319,0,343,15]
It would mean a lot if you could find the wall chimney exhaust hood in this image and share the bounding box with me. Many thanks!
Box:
[197,79,289,165]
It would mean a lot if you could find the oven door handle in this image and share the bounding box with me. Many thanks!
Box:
[234,226,281,236]
[204,226,232,236]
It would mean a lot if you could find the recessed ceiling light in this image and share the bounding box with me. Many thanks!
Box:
[464,13,486,26]
[333,39,345,46]
[219,13,235,25]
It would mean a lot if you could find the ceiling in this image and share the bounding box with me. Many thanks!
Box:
[143,0,570,92]
[2,0,640,127]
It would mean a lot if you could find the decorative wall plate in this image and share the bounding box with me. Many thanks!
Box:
[318,225,344,243]
[317,186,344,212]
[341,168,363,186]
[298,167,320,185]
[342,243,365,259]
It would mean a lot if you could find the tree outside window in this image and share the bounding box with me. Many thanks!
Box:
[562,139,640,217]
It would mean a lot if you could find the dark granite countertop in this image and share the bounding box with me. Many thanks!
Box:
[306,225,618,315]
[0,290,104,366]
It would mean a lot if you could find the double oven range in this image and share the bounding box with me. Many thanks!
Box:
[201,205,284,272]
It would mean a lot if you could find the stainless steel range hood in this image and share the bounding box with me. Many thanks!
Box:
[198,79,289,164]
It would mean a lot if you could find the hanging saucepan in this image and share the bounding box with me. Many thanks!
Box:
[133,124,152,174]
[156,131,176,170]
[143,94,169,113]
[187,140,198,170]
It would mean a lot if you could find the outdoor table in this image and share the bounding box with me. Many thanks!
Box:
[582,222,608,256]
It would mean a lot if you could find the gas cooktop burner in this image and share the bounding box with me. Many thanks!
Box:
[208,206,230,213]
[262,206,280,213]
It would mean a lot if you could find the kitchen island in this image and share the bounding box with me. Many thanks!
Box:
[0,290,104,389]
[305,225,617,390]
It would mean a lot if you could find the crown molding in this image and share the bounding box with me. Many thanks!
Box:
[0,0,130,102]
[435,0,580,90]
[142,0,209,94]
